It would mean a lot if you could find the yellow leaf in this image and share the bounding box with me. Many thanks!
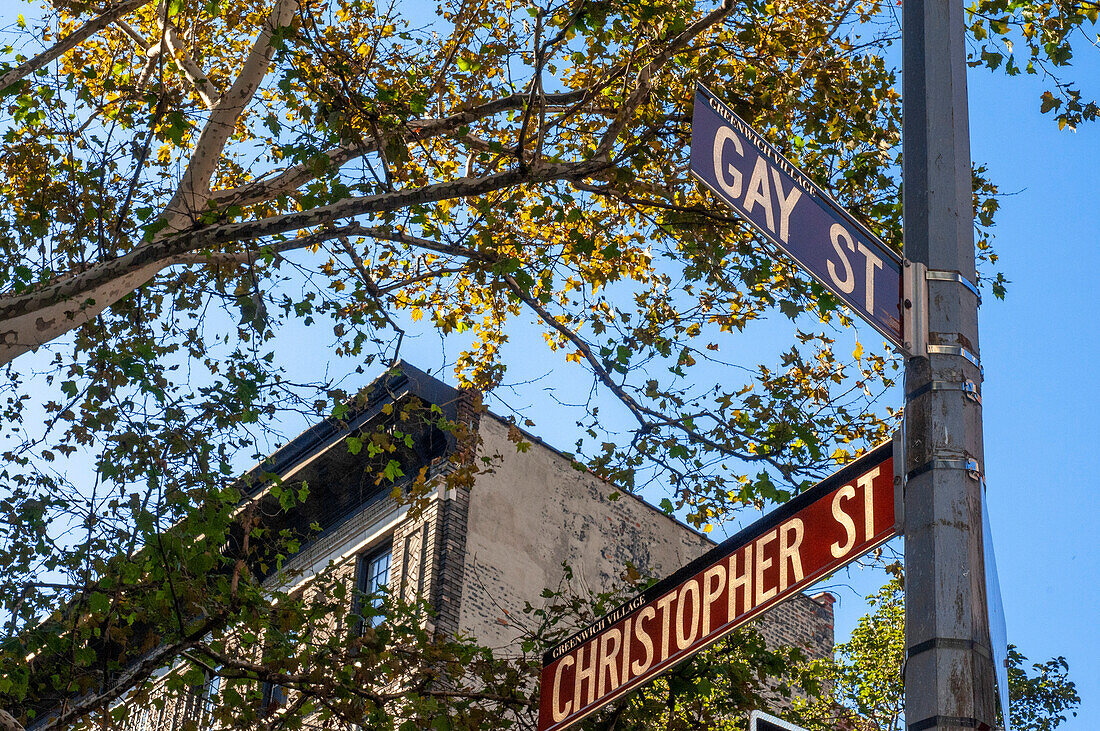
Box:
[852,342,864,360]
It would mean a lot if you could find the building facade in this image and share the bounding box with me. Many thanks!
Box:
[39,362,834,729]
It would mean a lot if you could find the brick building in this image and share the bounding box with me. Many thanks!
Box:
[27,362,834,729]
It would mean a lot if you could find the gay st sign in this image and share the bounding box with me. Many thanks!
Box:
[690,84,904,348]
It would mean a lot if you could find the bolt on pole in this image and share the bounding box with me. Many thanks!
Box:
[902,1,998,730]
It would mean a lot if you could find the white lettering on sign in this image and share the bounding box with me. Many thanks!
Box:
[632,606,655,676]
[702,564,726,635]
[552,655,574,721]
[713,130,884,305]
[830,467,881,559]
[712,129,802,244]
[779,517,805,591]
[694,87,905,348]
[824,222,884,311]
[828,223,856,295]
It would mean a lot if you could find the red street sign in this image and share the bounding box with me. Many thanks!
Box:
[537,444,896,731]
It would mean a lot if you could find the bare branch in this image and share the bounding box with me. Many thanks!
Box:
[0,0,153,92]
[208,89,597,210]
[113,18,153,51]
[500,274,792,475]
[376,266,466,294]
[162,0,299,229]
[338,237,406,366]
[596,0,735,157]
[0,157,609,365]
[167,224,367,266]
[354,226,491,263]
[209,144,377,208]
[159,20,221,108]
[501,273,652,429]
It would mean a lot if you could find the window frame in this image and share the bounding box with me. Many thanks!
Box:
[354,541,393,632]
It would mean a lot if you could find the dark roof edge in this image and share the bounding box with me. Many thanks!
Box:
[240,361,462,492]
[242,361,711,547]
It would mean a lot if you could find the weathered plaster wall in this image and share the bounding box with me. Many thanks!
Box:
[458,415,834,661]
[459,416,712,650]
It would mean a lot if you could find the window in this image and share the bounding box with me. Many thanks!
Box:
[260,680,286,713]
[201,670,221,718]
[355,543,392,630]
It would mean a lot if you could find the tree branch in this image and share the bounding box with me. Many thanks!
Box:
[500,273,652,429]
[207,88,597,210]
[166,224,365,266]
[596,0,735,157]
[0,0,153,93]
[161,0,299,229]
[500,274,795,476]
[0,709,23,731]
[41,620,215,731]
[112,18,152,52]
[159,19,221,109]
[0,158,609,365]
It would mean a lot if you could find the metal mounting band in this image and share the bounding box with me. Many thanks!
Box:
[908,716,989,731]
[905,379,981,405]
[926,268,982,304]
[926,343,983,375]
[908,637,992,661]
[907,457,983,483]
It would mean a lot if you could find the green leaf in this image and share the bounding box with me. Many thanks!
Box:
[383,459,404,482]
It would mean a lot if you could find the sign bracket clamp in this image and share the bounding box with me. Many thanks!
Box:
[905,379,981,405]
[902,261,984,376]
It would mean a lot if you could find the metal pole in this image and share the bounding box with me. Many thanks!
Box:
[902,1,998,730]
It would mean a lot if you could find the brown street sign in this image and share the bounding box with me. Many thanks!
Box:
[537,443,897,731]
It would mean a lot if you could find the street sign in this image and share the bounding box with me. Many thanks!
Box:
[690,83,904,348]
[537,443,897,731]
[750,710,809,731]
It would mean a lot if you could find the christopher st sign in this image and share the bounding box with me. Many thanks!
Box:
[537,443,897,731]
[690,83,904,348]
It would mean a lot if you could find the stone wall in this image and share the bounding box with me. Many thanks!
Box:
[755,591,835,661]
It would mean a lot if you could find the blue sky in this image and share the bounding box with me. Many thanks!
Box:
[966,50,1100,729]
[2,1,1097,727]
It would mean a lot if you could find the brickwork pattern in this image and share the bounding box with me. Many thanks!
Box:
[100,378,836,731]
[753,591,835,660]
[425,388,478,637]
[390,500,437,611]
[458,415,836,663]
